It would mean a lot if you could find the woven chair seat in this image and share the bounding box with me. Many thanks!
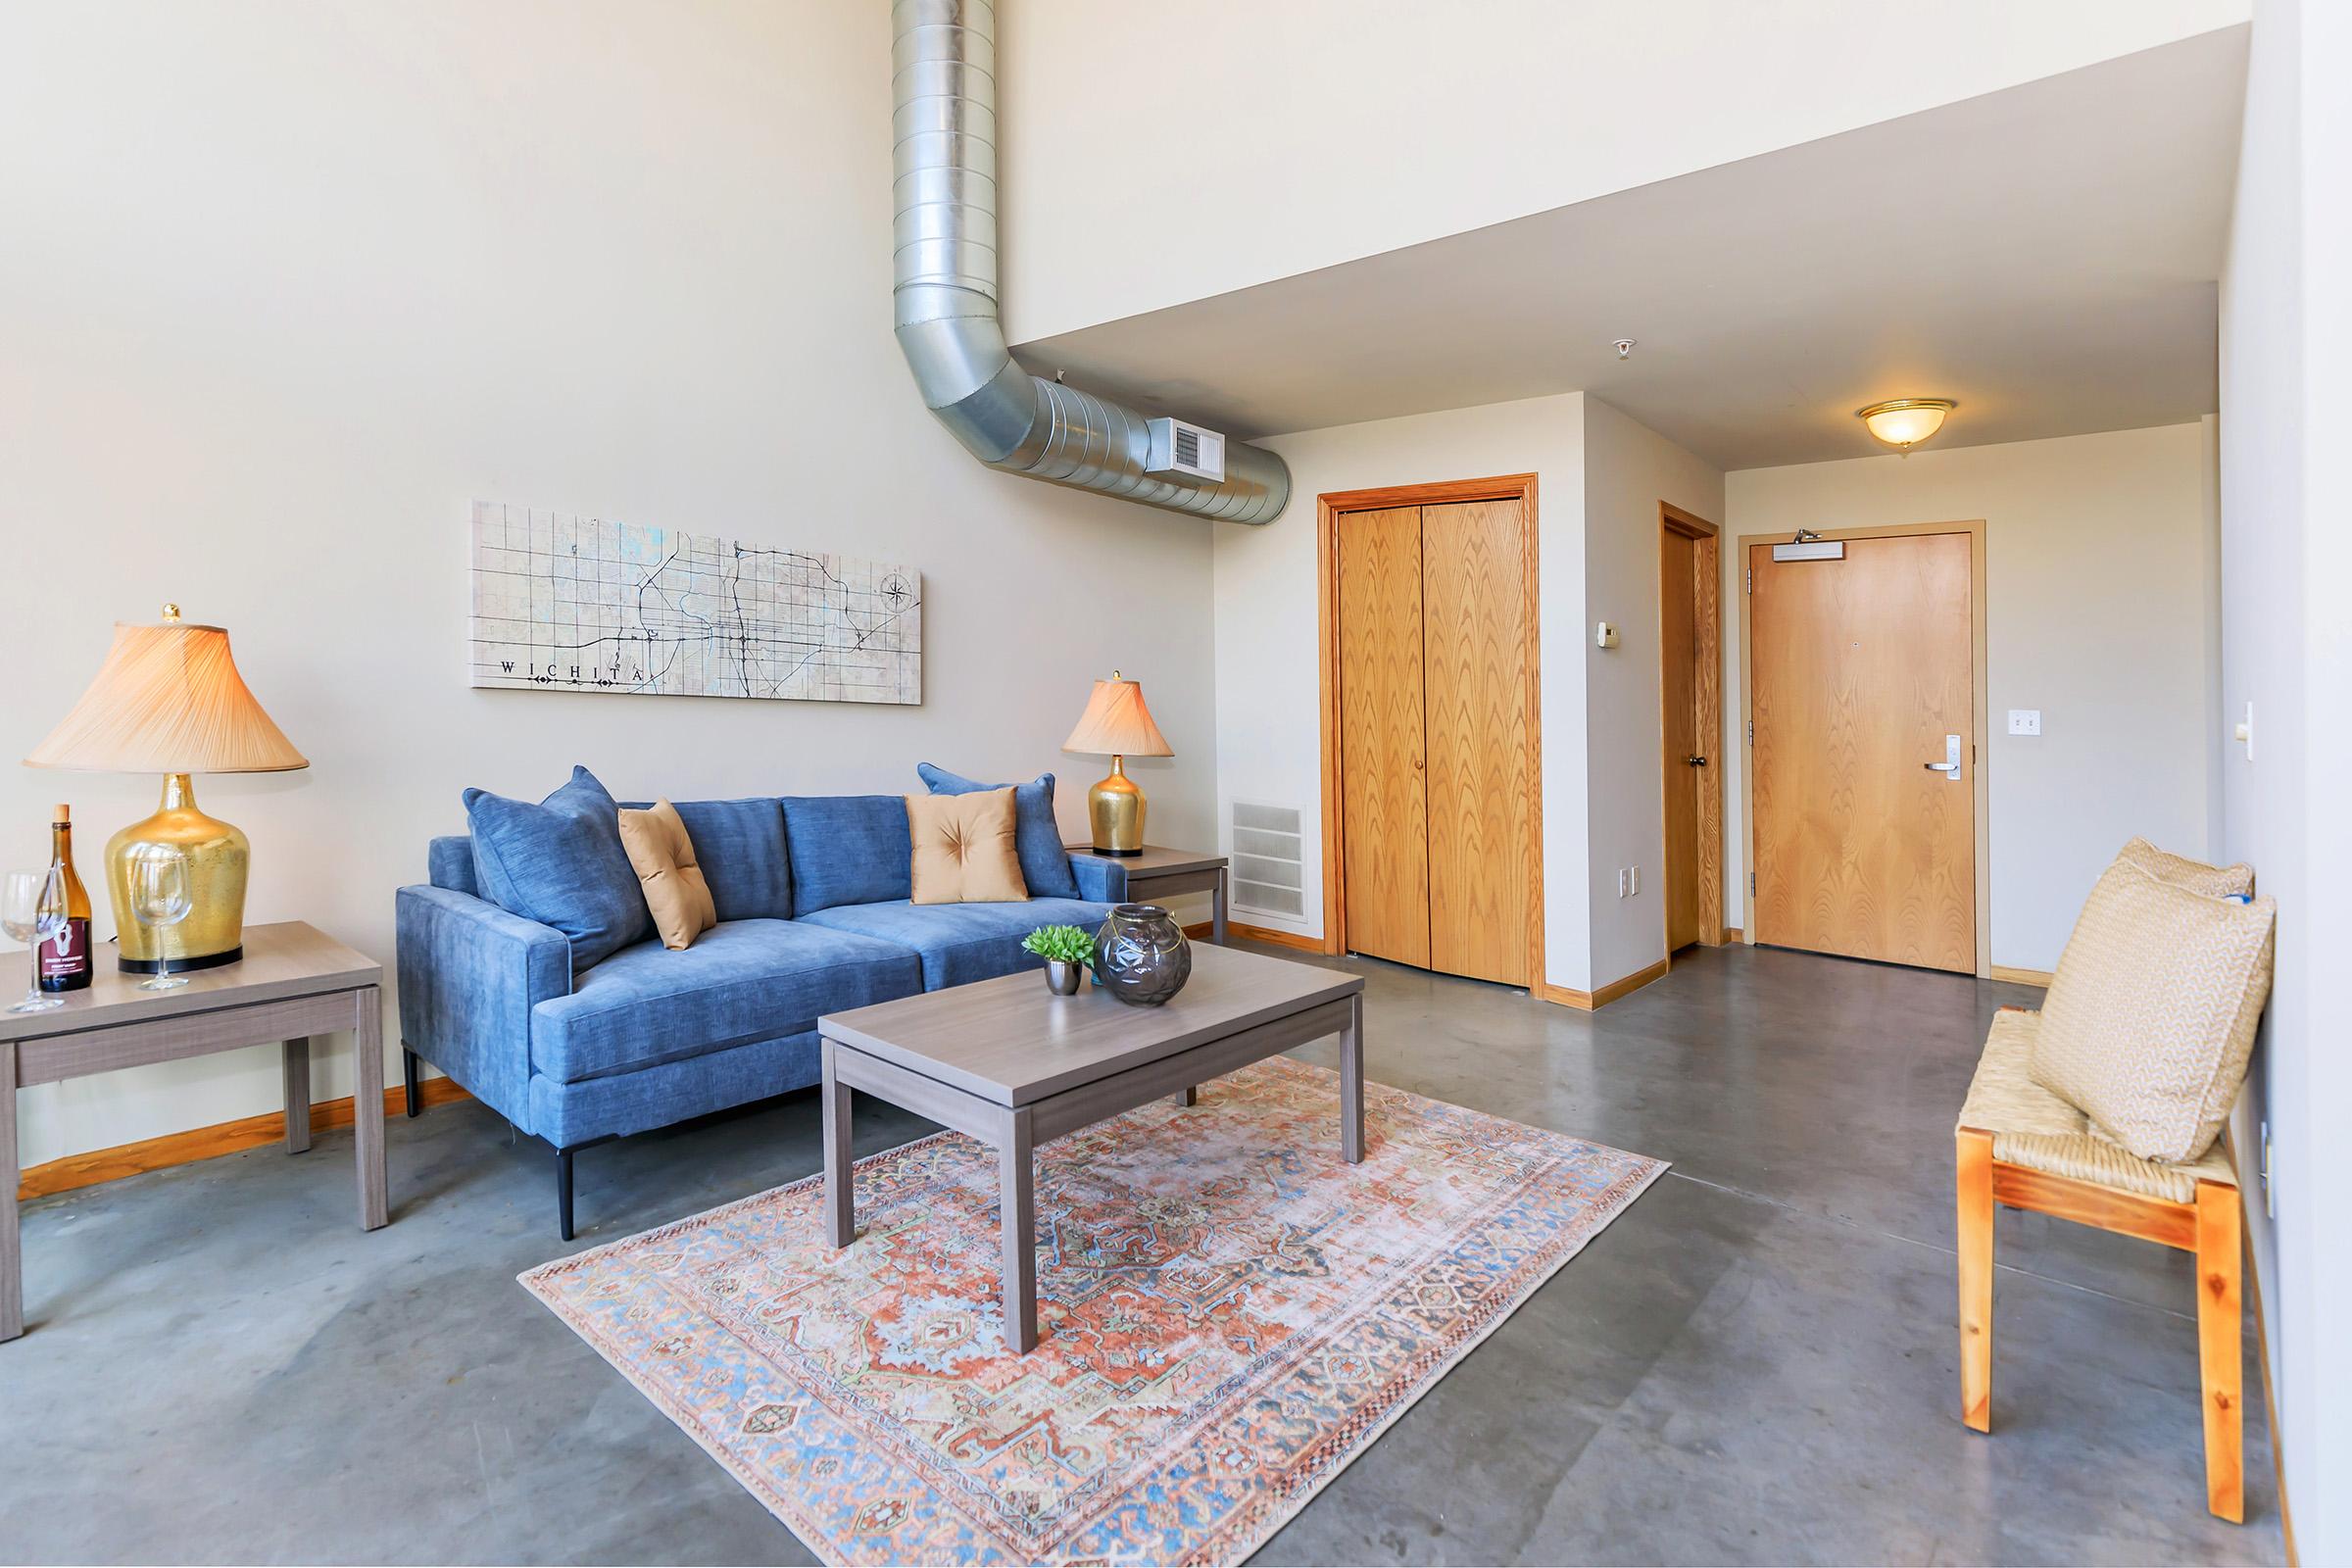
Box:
[1957,1007,2234,1204]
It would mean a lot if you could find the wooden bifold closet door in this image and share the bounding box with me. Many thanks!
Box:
[1337,499,1532,986]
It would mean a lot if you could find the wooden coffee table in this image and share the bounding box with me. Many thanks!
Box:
[817,943,1365,1352]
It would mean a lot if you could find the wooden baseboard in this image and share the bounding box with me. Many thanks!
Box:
[19,1077,470,1202]
[1537,956,1670,1012]
[1184,919,1324,954]
[1988,964,2054,988]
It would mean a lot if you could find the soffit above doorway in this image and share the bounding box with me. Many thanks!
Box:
[1006,27,2245,469]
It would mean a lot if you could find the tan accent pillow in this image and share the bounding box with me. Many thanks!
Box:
[2029,859,2275,1163]
[2115,836,2254,899]
[617,799,716,951]
[906,788,1027,906]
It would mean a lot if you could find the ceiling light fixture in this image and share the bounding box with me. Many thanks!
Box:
[1856,398,1955,454]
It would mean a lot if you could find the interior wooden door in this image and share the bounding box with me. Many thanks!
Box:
[1421,499,1531,986]
[1749,532,1976,971]
[1336,505,1431,968]
[1660,526,1702,952]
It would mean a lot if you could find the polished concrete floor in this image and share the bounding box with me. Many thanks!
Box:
[0,943,2280,1565]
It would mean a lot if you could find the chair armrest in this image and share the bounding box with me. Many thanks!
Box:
[395,884,571,1131]
[1067,855,1128,904]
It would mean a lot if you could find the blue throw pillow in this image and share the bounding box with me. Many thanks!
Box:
[915,762,1081,900]
[464,765,650,970]
[780,795,913,914]
[616,797,793,923]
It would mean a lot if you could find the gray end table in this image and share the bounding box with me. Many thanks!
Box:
[2,920,387,1342]
[1065,844,1230,943]
[819,942,1363,1352]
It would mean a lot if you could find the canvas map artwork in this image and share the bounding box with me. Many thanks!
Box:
[467,502,921,705]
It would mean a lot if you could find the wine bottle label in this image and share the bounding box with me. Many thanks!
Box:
[38,916,92,990]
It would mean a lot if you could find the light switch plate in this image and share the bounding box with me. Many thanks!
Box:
[2007,709,2041,736]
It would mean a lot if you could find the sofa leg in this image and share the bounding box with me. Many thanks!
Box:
[403,1049,422,1119]
[1956,1128,1994,1433]
[558,1147,577,1243]
[2195,1179,2244,1522]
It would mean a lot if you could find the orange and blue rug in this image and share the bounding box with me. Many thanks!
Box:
[521,1055,1664,1565]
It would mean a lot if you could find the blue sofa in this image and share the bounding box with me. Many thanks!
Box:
[395,789,1127,1238]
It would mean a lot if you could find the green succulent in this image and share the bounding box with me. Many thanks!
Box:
[1022,923,1096,965]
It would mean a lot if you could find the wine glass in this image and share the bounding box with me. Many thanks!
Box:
[127,848,194,991]
[3,867,68,1013]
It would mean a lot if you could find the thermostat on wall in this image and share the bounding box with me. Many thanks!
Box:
[1595,622,1619,649]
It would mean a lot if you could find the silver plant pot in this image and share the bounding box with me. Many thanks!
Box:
[1043,958,1085,996]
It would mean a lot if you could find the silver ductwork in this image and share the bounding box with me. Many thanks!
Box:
[892,0,1290,524]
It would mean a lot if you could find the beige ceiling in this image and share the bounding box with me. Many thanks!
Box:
[1007,27,2246,471]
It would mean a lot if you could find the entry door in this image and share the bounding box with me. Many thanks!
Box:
[1749,532,1976,972]
[1337,505,1431,968]
[1661,526,1703,952]
[1422,500,1531,986]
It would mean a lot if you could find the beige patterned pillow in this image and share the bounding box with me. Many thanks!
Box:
[2116,836,2254,899]
[2030,859,2275,1163]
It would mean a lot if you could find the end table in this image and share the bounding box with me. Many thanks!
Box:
[1065,844,1230,943]
[2,919,387,1342]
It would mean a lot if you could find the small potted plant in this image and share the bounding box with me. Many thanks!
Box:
[1022,923,1095,997]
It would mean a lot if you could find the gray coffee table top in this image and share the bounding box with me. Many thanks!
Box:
[817,942,1360,1107]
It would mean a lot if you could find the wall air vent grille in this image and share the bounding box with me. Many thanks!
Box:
[1229,801,1305,918]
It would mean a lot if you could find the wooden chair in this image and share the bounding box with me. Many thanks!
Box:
[1955,1006,2243,1522]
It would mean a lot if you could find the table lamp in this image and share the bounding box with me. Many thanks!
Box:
[1061,669,1172,856]
[24,605,307,974]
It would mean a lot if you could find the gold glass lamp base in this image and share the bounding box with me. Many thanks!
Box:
[105,772,249,974]
[1087,755,1147,856]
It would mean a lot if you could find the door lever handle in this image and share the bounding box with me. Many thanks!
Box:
[1687,756,1708,766]
[1923,761,1960,773]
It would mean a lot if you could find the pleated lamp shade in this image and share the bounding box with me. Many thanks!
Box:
[1061,674,1173,758]
[24,611,307,774]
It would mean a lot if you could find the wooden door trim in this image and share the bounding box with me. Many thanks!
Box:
[1734,518,1991,978]
[1318,474,1544,993]
[1657,503,1725,958]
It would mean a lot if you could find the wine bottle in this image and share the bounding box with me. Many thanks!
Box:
[38,803,93,992]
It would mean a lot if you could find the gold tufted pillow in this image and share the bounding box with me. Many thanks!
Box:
[2115,836,2254,899]
[617,799,716,951]
[2029,858,2275,1163]
[906,788,1027,906]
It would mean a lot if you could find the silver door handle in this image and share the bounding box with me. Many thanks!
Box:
[1924,733,1963,779]
[1923,761,1960,773]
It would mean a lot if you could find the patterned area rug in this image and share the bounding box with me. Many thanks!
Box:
[521,1055,1665,1565]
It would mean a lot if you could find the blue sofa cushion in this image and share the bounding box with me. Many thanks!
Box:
[618,797,793,922]
[798,897,1112,991]
[529,919,920,1084]
[464,766,650,970]
[781,795,911,915]
[915,763,1082,900]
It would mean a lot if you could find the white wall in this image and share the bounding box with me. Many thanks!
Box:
[1213,394,1592,986]
[0,1,1221,1170]
[999,0,2248,342]
[1582,399,1727,988]
[2219,0,2352,1547]
[1723,424,2218,972]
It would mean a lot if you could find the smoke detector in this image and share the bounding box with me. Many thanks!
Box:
[1613,338,1637,360]
[1147,417,1227,482]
